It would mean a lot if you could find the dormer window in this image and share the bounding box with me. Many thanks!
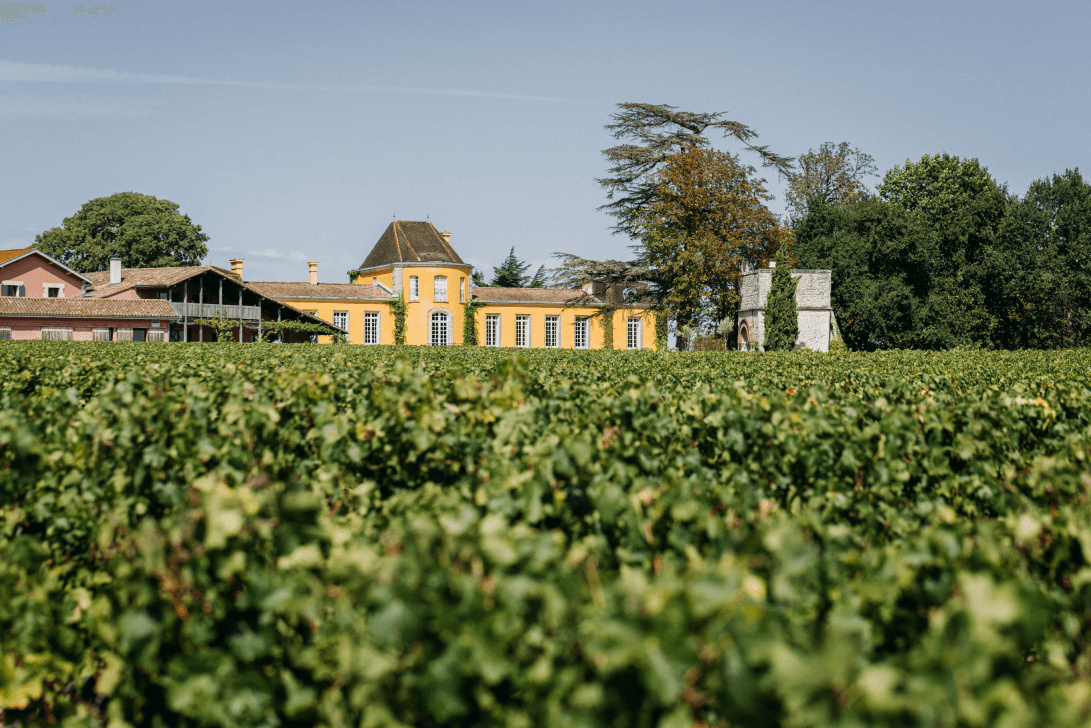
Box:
[623,287,637,302]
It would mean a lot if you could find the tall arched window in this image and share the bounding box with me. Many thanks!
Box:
[430,310,450,345]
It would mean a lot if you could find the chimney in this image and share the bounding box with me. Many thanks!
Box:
[441,231,452,244]
[230,258,244,278]
[109,258,122,285]
[308,261,318,285]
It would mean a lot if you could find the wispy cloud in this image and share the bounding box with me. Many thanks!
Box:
[0,92,151,117]
[0,60,573,102]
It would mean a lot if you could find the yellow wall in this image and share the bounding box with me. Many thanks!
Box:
[279,265,657,349]
[395,266,470,346]
[470,306,657,350]
[271,299,393,345]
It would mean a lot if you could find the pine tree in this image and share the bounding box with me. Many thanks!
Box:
[528,265,547,288]
[491,247,532,287]
[763,244,799,351]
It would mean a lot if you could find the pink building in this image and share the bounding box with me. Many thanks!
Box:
[0,248,340,342]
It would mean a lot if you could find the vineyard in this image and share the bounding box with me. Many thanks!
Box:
[1,343,1090,727]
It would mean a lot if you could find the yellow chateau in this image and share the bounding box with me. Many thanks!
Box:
[247,221,657,349]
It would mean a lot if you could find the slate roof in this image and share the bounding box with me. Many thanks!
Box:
[0,247,34,266]
[0,297,177,318]
[359,221,466,269]
[471,287,601,304]
[83,266,219,298]
[247,282,392,300]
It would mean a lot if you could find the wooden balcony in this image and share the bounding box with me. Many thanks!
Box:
[173,302,263,320]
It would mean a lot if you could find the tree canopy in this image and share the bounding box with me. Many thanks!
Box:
[795,158,1091,351]
[598,103,794,237]
[762,243,799,351]
[785,142,877,224]
[878,153,999,222]
[639,147,784,337]
[36,192,209,273]
[487,247,545,288]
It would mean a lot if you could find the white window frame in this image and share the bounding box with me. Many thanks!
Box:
[544,315,559,348]
[459,277,466,303]
[485,314,500,347]
[434,275,447,303]
[2,281,25,297]
[43,283,64,298]
[627,316,643,350]
[430,310,450,346]
[332,311,349,332]
[515,315,530,348]
[409,276,419,302]
[41,327,73,341]
[363,311,380,345]
[573,317,589,349]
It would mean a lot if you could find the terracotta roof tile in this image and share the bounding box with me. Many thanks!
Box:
[471,287,600,304]
[0,297,177,318]
[359,221,466,269]
[247,281,392,300]
[0,247,34,266]
[83,266,213,298]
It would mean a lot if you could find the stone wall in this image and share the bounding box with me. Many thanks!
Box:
[736,267,833,352]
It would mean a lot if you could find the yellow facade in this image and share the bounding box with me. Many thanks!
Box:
[470,305,657,350]
[276,298,393,345]
[261,221,656,349]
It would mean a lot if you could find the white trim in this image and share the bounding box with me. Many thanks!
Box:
[573,317,589,349]
[433,275,448,303]
[485,314,500,347]
[363,310,380,345]
[515,314,530,348]
[42,282,65,298]
[0,250,92,284]
[428,307,452,345]
[627,316,643,350]
[409,276,419,302]
[544,315,559,348]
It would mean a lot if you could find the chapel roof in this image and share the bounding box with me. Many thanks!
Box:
[358,221,465,269]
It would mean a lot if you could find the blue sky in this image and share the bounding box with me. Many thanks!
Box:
[2,0,1089,283]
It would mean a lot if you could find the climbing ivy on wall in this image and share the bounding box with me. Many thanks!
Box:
[388,295,408,345]
[463,301,481,346]
[600,306,616,350]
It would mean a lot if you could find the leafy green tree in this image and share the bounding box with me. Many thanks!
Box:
[785,142,877,224]
[762,244,799,351]
[878,153,997,222]
[1012,169,1091,346]
[35,192,209,273]
[639,147,784,339]
[793,197,930,351]
[598,103,793,237]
